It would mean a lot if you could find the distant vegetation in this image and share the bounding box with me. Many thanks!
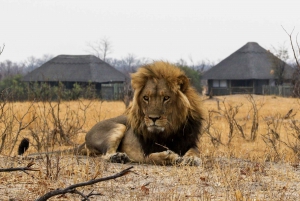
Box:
[177,65,202,93]
[0,54,212,101]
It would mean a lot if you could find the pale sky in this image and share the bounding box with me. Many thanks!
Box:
[1,0,300,64]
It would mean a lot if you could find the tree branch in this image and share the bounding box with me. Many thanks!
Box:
[35,166,134,201]
[0,44,4,55]
[0,161,39,173]
[282,26,300,68]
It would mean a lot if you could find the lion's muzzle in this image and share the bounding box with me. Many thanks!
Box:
[146,115,166,133]
[147,125,165,133]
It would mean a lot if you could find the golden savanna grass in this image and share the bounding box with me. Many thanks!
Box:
[6,100,126,155]
[1,95,300,200]
[200,95,300,162]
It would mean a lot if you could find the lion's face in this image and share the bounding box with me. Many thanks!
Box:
[128,61,203,138]
[140,78,174,133]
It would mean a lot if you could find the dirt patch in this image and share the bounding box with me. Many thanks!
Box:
[0,155,299,200]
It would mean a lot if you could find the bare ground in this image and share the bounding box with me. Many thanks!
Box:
[0,155,299,201]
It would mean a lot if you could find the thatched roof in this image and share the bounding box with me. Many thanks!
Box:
[23,55,126,83]
[203,42,294,80]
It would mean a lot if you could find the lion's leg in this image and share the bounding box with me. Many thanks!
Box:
[119,129,145,163]
[148,150,180,165]
[179,147,202,166]
[86,122,130,163]
[184,147,200,157]
[100,124,131,163]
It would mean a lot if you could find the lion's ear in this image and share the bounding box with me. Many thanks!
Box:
[177,75,190,92]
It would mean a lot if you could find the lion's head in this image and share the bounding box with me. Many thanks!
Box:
[127,61,203,140]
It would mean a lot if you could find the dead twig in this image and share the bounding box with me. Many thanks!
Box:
[155,142,169,150]
[282,26,300,68]
[35,166,134,201]
[0,161,39,174]
[0,44,4,55]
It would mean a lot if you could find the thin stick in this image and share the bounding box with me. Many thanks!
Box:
[155,142,169,150]
[282,26,300,68]
[0,167,39,172]
[35,166,134,201]
[0,161,39,173]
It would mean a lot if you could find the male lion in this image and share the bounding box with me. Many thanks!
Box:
[85,61,203,166]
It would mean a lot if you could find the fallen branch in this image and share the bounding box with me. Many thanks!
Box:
[0,161,39,174]
[35,166,134,201]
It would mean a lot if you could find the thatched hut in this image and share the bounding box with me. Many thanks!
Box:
[203,42,294,95]
[23,55,126,99]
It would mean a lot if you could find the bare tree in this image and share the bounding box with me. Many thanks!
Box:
[107,55,149,107]
[113,54,146,107]
[121,53,141,74]
[0,60,26,80]
[282,26,300,96]
[176,58,188,67]
[0,44,4,55]
[86,37,112,62]
[23,54,53,73]
[194,59,214,73]
[282,27,300,67]
[269,43,289,85]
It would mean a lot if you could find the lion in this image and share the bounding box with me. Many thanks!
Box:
[85,61,204,166]
[20,62,203,166]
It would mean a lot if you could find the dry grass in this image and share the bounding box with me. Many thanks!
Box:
[1,95,300,200]
[201,95,300,162]
[3,100,126,155]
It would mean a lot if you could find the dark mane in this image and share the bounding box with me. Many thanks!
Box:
[136,115,202,156]
[126,61,204,158]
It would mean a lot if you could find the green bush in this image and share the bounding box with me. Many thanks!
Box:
[177,65,202,93]
[0,75,99,101]
[0,75,27,100]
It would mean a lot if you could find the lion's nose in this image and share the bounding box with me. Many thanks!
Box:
[148,115,161,123]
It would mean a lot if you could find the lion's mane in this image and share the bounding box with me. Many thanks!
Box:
[126,61,203,156]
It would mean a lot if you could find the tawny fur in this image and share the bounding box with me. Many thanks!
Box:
[85,61,204,165]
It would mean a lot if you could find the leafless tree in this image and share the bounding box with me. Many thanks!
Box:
[282,26,300,96]
[262,113,283,161]
[23,54,53,73]
[0,92,36,155]
[176,58,188,67]
[195,59,214,73]
[121,53,144,74]
[0,60,26,80]
[269,43,289,85]
[203,109,224,147]
[86,37,113,62]
[107,55,150,107]
[28,94,93,152]
[0,55,53,80]
[0,44,4,55]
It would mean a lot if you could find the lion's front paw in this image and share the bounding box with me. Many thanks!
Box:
[175,156,201,166]
[109,152,131,164]
[149,150,179,165]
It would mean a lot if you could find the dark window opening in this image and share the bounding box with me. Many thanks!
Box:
[231,80,253,87]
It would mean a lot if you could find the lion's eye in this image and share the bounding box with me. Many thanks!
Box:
[143,96,149,101]
[163,96,170,101]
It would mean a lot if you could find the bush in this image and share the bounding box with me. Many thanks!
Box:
[0,75,27,100]
[177,65,202,93]
[0,75,99,101]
